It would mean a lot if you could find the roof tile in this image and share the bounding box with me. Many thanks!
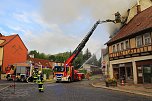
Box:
[0,34,17,46]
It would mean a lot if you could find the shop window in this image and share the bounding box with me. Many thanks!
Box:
[136,35,143,47]
[143,66,151,73]
[143,33,151,45]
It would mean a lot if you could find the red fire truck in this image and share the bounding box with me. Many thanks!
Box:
[53,20,108,82]
[6,63,35,82]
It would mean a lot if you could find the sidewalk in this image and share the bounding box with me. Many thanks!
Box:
[92,80,152,97]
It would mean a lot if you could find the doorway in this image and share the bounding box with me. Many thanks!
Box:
[113,68,119,79]
[143,66,152,83]
[119,67,125,80]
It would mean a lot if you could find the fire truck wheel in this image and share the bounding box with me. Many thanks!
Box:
[6,77,9,81]
[21,78,25,82]
[26,77,30,83]
[56,81,59,83]
[68,78,71,83]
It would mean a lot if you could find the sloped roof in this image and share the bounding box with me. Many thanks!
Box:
[107,6,152,45]
[0,34,17,46]
[0,34,28,50]
[13,62,30,67]
[28,57,52,68]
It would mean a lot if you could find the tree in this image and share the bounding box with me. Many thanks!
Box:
[83,48,92,62]
[39,53,47,59]
[28,50,39,58]
[48,55,56,61]
[97,57,101,67]
[87,54,98,65]
[73,51,83,69]
[29,50,48,59]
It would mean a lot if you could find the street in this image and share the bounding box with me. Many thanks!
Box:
[0,80,152,101]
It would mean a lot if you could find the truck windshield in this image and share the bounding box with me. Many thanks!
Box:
[53,66,64,72]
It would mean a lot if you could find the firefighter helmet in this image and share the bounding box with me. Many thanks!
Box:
[38,71,42,74]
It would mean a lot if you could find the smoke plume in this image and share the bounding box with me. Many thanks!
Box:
[41,0,137,35]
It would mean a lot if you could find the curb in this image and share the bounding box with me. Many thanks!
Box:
[91,83,152,97]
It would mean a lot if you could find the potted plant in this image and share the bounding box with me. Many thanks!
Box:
[105,78,117,87]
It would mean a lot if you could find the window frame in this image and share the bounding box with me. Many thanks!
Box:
[112,45,116,53]
[136,35,143,47]
[143,33,151,45]
[120,42,124,51]
[117,43,120,52]
[125,40,130,49]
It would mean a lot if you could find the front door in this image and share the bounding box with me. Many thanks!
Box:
[143,66,152,83]
[119,67,125,79]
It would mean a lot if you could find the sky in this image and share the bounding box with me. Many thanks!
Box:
[0,0,137,56]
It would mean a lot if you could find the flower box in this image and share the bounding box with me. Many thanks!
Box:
[105,78,117,87]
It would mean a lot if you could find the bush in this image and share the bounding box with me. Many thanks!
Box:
[105,78,117,87]
[42,68,52,79]
[105,78,117,83]
[78,69,87,74]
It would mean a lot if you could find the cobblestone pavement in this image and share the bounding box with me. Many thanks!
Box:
[0,79,152,101]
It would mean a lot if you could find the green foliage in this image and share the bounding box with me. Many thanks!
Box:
[83,48,92,61]
[73,51,83,69]
[86,54,98,65]
[78,69,87,74]
[29,48,101,69]
[42,68,52,79]
[48,55,56,61]
[105,78,117,83]
[29,50,48,59]
[97,58,101,67]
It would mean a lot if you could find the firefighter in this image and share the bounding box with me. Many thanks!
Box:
[37,71,44,92]
[85,72,90,80]
[33,72,38,83]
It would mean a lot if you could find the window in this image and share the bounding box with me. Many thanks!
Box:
[113,45,116,52]
[117,44,120,51]
[143,33,151,45]
[136,36,143,47]
[53,66,65,72]
[121,42,124,50]
[125,40,129,49]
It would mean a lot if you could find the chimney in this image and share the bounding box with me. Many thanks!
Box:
[29,54,34,58]
[137,0,141,14]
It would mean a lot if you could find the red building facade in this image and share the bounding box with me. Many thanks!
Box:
[0,34,28,73]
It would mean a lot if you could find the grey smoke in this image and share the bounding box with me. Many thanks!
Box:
[41,0,137,35]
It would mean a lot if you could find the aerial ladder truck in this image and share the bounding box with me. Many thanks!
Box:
[53,19,117,82]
